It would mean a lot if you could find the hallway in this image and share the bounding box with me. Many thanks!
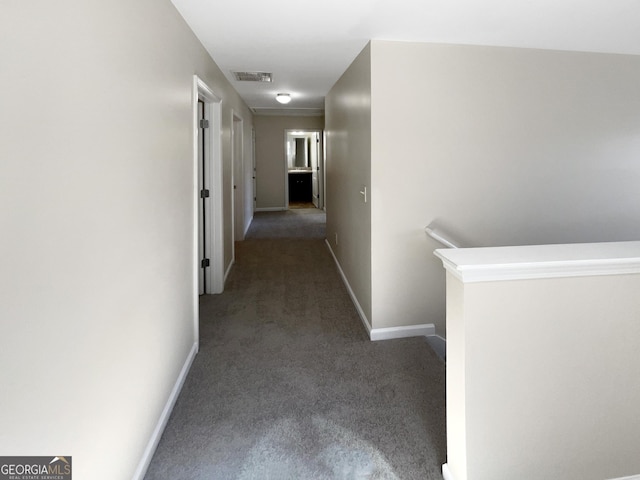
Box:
[145,209,446,479]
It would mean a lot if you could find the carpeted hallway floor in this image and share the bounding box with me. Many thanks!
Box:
[144,208,446,480]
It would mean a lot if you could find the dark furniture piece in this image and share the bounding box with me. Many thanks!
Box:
[288,172,312,202]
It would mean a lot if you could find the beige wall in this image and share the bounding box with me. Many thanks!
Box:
[325,44,373,325]
[446,271,640,480]
[253,115,324,210]
[369,40,640,333]
[0,1,251,478]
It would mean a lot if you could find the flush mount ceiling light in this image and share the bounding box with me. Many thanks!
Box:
[276,93,291,104]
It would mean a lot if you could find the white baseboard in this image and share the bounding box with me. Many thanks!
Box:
[224,258,234,285]
[370,324,435,341]
[244,215,253,237]
[255,207,286,212]
[324,240,446,345]
[324,239,372,335]
[607,475,640,480]
[442,463,456,480]
[132,342,198,480]
[426,334,447,361]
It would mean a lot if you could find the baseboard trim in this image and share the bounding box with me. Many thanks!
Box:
[132,342,198,480]
[224,258,234,285]
[324,239,372,335]
[324,240,445,344]
[442,463,456,480]
[255,207,286,212]
[370,324,435,341]
[243,215,253,238]
[426,334,447,361]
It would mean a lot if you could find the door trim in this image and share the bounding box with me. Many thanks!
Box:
[231,112,244,248]
[284,128,324,209]
[192,76,224,344]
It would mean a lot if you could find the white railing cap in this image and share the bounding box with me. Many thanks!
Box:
[435,241,640,283]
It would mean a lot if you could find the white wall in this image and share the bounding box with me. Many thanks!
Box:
[369,40,640,333]
[0,1,251,478]
[253,115,325,210]
[325,44,373,326]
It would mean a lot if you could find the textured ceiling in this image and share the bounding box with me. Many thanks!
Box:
[171,0,640,113]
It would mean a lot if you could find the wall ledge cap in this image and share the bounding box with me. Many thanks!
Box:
[434,241,640,283]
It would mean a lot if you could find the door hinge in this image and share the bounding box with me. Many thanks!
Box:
[199,119,209,129]
[200,189,210,198]
[201,258,210,268]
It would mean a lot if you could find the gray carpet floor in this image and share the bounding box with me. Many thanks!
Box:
[144,208,446,480]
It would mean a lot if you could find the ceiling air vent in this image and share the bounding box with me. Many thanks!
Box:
[232,71,272,82]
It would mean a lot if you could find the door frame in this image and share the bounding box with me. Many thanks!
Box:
[192,76,224,342]
[252,127,257,211]
[197,99,206,295]
[284,128,324,209]
[231,112,244,247]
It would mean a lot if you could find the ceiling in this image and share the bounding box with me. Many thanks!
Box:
[171,0,640,115]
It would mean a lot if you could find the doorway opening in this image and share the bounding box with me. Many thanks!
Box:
[284,129,324,210]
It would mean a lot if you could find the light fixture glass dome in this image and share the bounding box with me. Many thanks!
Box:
[276,93,291,104]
